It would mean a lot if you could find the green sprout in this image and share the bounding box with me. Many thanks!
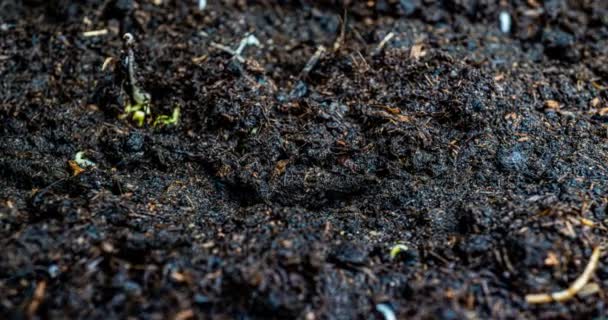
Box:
[120,33,151,127]
[153,106,180,127]
[117,33,180,128]
[389,244,409,260]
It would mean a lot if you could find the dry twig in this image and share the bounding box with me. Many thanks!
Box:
[300,45,326,78]
[525,246,602,304]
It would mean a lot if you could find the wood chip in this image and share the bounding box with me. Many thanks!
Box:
[544,251,559,267]
[170,271,187,282]
[410,43,427,60]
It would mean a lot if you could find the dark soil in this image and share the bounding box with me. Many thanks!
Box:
[2,1,608,319]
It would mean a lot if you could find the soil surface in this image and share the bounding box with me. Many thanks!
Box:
[2,1,608,319]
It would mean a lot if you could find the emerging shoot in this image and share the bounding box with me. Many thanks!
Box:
[74,151,96,168]
[389,244,409,260]
[153,105,181,127]
[120,33,151,127]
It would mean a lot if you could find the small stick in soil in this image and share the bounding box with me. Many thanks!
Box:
[82,29,108,37]
[174,309,194,320]
[333,10,347,52]
[300,45,326,79]
[101,57,114,71]
[525,246,602,304]
[27,281,47,317]
[372,32,395,56]
[123,33,150,108]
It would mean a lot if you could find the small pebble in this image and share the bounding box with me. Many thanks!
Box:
[123,280,142,296]
[331,242,368,266]
[194,293,211,304]
[499,11,511,34]
[125,132,144,152]
[48,264,60,278]
[498,148,528,172]
[399,0,418,16]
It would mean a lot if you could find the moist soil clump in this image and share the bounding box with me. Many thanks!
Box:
[2,1,608,319]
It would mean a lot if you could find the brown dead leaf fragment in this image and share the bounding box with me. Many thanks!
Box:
[68,160,85,176]
[272,159,289,178]
[381,105,401,115]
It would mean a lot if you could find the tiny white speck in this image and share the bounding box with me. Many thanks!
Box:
[198,0,207,11]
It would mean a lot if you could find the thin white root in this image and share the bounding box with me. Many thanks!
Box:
[210,42,238,56]
[210,34,261,63]
[376,304,396,320]
[74,151,96,168]
[372,32,394,55]
[525,246,602,304]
